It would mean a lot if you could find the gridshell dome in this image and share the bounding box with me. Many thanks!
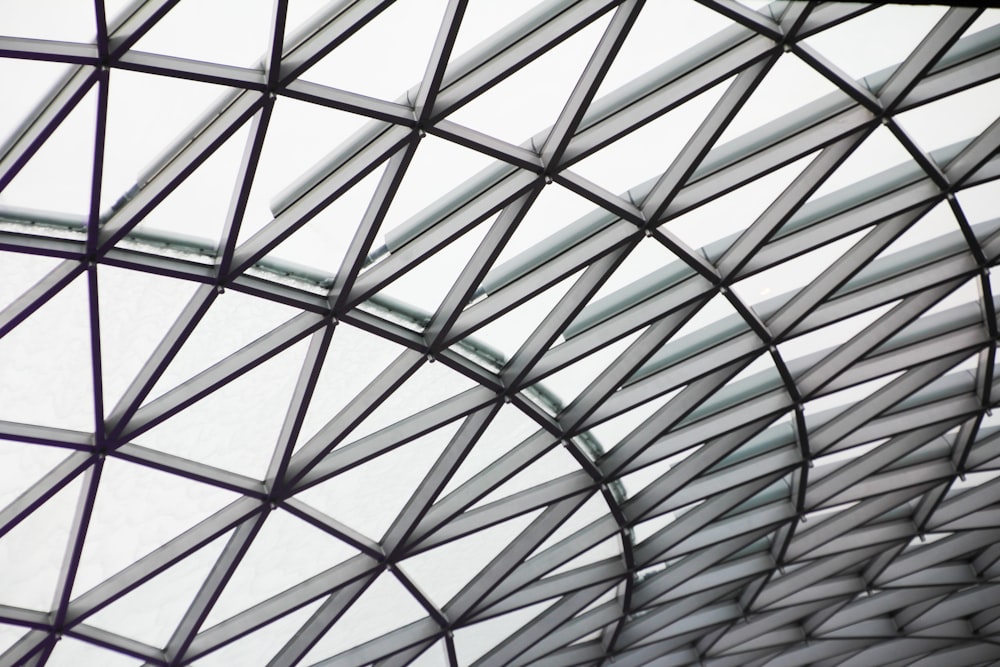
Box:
[1,1,1000,666]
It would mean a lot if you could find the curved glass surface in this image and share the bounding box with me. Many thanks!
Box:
[1,1,1000,666]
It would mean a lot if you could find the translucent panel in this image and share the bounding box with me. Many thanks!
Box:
[296,324,409,447]
[147,287,299,398]
[347,356,477,441]
[130,0,273,67]
[204,509,358,626]
[135,338,309,478]
[446,11,612,145]
[373,133,498,242]
[0,440,73,509]
[399,509,540,608]
[594,0,731,98]
[132,119,251,245]
[439,403,544,496]
[0,250,63,312]
[300,0,447,101]
[0,87,96,216]
[664,151,815,253]
[804,4,946,81]
[0,58,76,164]
[97,264,201,412]
[716,52,847,146]
[896,78,1000,155]
[234,96,373,245]
[45,636,141,667]
[0,272,94,430]
[450,0,543,62]
[958,180,1000,226]
[471,444,579,509]
[732,230,866,310]
[453,600,553,664]
[572,76,729,195]
[0,0,94,41]
[0,474,82,610]
[808,125,916,202]
[374,210,495,315]
[295,419,459,541]
[85,530,228,647]
[101,70,235,210]
[264,160,385,277]
[298,572,427,663]
[195,598,324,666]
[71,459,236,592]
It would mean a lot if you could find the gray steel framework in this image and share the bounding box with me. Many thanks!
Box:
[1,0,1000,665]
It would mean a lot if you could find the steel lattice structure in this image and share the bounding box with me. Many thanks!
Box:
[1,0,1000,665]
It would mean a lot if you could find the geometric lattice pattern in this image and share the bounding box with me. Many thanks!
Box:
[2,1,1000,665]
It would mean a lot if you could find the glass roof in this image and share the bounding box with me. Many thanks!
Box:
[1,1,1000,665]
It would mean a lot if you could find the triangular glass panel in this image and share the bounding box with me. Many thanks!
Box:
[0,473,84,610]
[731,228,866,313]
[0,58,75,150]
[714,51,849,148]
[346,356,477,441]
[373,210,495,315]
[0,87,96,216]
[298,571,427,664]
[471,266,585,362]
[438,403,546,497]
[129,0,273,67]
[84,528,229,648]
[0,271,94,431]
[100,69,237,211]
[777,300,897,374]
[71,458,238,595]
[195,598,324,666]
[131,116,251,246]
[299,0,448,102]
[895,78,1000,156]
[145,286,299,399]
[537,326,643,410]
[263,159,387,279]
[445,11,612,146]
[96,264,201,413]
[134,337,310,478]
[407,638,449,667]
[572,75,729,196]
[452,599,554,665]
[294,419,460,541]
[370,133,498,246]
[45,636,139,667]
[807,125,916,203]
[471,443,579,510]
[234,95,374,246]
[532,494,616,558]
[662,151,815,255]
[0,250,63,313]
[589,385,683,458]
[0,0,94,41]
[400,508,540,608]
[295,323,410,449]
[204,508,359,626]
[0,440,74,510]
[592,1,731,99]
[958,181,1000,229]
[449,1,546,61]
[0,624,26,654]
[803,4,946,83]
